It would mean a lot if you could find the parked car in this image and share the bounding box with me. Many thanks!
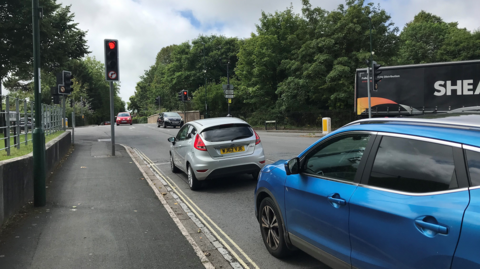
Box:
[116,112,132,125]
[104,121,111,125]
[167,117,265,190]
[158,112,183,128]
[255,114,480,269]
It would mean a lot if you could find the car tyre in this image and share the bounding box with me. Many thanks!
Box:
[130,123,132,125]
[187,165,201,191]
[170,154,180,173]
[259,197,292,258]
[163,122,166,128]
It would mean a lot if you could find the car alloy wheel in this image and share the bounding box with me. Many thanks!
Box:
[187,165,200,190]
[262,205,280,250]
[259,198,293,258]
[170,154,179,173]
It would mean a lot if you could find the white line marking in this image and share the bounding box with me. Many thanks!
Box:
[121,144,214,269]
[135,150,259,269]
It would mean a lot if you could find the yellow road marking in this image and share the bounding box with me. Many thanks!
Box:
[136,150,259,269]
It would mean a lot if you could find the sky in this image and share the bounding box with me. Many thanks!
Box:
[55,0,480,105]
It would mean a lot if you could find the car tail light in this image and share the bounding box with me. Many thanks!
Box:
[197,169,208,172]
[254,131,261,145]
[194,134,207,151]
[260,160,265,164]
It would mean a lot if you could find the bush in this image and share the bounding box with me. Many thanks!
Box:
[132,116,148,124]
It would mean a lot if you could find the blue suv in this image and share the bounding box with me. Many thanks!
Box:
[254,115,480,269]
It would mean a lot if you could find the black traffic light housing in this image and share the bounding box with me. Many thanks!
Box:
[182,90,188,102]
[155,96,161,105]
[56,70,73,94]
[372,61,382,91]
[104,39,119,81]
[177,91,183,101]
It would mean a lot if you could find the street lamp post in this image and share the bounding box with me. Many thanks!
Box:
[32,0,46,206]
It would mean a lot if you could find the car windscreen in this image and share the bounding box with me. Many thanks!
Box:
[118,113,130,117]
[202,124,253,142]
[164,113,181,117]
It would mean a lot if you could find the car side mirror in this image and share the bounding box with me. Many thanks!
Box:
[285,157,300,175]
[168,137,176,144]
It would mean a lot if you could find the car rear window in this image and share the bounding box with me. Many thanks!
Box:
[118,113,130,117]
[202,124,253,142]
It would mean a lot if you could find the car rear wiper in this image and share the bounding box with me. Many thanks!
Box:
[231,135,251,142]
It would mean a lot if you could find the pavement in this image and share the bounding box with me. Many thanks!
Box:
[0,140,205,269]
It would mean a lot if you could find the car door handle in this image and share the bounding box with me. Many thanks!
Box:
[415,220,448,234]
[328,197,346,206]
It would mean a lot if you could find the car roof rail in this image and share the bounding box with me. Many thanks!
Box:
[343,117,480,131]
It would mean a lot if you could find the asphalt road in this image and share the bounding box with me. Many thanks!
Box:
[75,123,329,269]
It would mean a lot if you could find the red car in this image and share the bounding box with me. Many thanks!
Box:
[116,112,132,125]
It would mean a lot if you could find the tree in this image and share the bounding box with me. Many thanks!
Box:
[0,0,89,84]
[398,11,480,64]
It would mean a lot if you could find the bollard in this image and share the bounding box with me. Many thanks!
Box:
[322,117,331,135]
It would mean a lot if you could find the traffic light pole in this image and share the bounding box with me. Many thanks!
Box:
[368,16,373,119]
[62,96,66,131]
[227,62,231,117]
[109,81,115,156]
[32,0,46,207]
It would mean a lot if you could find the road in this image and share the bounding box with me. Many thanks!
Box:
[75,123,329,269]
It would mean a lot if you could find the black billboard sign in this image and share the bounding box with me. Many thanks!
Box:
[355,60,480,115]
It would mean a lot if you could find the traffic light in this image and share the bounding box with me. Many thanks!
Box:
[177,91,183,101]
[56,71,73,94]
[63,71,73,93]
[104,39,119,81]
[372,61,382,91]
[155,96,161,105]
[182,90,188,102]
[52,95,60,104]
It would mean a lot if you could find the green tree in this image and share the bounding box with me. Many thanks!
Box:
[1,0,89,88]
[398,11,480,64]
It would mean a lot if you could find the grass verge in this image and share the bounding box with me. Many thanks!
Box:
[0,131,65,161]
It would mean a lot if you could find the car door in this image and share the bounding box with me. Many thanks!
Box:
[284,132,376,269]
[452,146,480,268]
[177,125,197,163]
[349,133,470,269]
[173,125,190,171]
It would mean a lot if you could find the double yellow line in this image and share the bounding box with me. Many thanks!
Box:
[135,150,260,269]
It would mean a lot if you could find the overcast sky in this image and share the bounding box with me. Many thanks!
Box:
[56,0,480,105]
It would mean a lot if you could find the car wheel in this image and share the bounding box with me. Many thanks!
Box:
[116,124,119,126]
[163,122,166,128]
[187,165,201,191]
[259,197,292,258]
[170,154,179,173]
[174,125,177,128]
[130,123,132,125]
[157,124,160,128]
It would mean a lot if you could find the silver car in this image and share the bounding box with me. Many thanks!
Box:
[168,117,266,190]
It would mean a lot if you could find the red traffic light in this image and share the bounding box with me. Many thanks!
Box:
[183,91,187,95]
[108,41,116,50]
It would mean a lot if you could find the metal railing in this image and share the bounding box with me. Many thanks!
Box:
[0,96,64,156]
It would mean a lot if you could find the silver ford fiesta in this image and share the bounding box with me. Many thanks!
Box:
[167,117,265,190]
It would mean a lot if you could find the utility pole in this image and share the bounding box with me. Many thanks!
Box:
[203,43,208,119]
[367,16,373,119]
[32,0,46,207]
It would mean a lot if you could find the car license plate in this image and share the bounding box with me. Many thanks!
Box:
[122,121,126,123]
[221,146,245,154]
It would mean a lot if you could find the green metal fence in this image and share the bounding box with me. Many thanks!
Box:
[0,96,64,156]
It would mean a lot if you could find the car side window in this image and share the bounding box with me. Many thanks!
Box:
[466,149,480,186]
[176,125,189,141]
[302,134,371,182]
[368,136,457,193]
[187,126,197,139]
